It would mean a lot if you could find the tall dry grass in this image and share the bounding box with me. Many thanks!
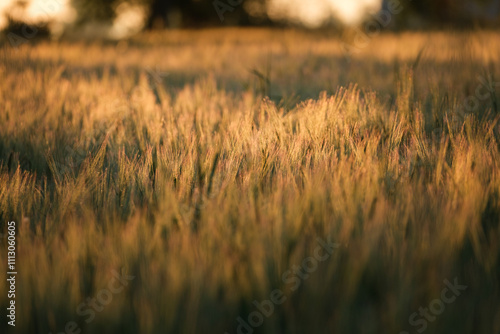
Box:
[0,29,499,333]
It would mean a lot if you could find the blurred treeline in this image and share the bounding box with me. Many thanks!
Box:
[384,0,500,29]
[76,0,500,28]
[72,0,270,28]
[1,0,500,38]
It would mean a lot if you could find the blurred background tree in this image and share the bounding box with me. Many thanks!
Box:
[1,0,499,38]
[71,0,117,24]
[68,0,267,29]
[142,0,271,28]
[384,0,500,28]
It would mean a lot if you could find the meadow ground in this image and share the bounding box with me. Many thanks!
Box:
[0,28,500,334]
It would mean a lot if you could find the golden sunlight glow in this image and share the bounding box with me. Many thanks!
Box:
[0,0,386,34]
[108,3,147,39]
[0,0,13,30]
[267,0,383,27]
[29,0,76,24]
[0,0,76,35]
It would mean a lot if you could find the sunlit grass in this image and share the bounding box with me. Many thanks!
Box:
[0,29,499,334]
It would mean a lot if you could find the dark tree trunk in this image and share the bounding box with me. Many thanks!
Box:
[146,0,177,29]
[144,0,258,29]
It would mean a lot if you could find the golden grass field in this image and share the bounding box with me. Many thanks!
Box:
[1,28,500,333]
